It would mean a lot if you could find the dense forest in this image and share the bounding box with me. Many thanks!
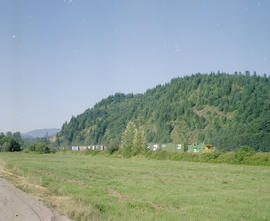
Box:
[57,72,270,151]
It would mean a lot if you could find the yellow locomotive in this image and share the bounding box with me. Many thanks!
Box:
[205,144,215,153]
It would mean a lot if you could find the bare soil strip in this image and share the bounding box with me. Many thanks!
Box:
[0,164,72,221]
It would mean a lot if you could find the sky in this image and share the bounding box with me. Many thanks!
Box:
[0,0,269,133]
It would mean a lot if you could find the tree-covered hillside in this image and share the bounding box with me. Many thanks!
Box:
[57,72,270,151]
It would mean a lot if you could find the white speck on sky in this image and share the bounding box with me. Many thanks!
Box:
[64,0,73,4]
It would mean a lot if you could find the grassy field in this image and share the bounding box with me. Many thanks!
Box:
[0,152,269,221]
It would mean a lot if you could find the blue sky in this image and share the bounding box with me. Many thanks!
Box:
[0,0,269,133]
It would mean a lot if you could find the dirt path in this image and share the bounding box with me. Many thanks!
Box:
[0,177,72,221]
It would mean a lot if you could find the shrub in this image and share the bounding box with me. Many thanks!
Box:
[106,140,120,155]
[234,146,256,163]
[238,146,255,153]
[29,144,36,151]
[36,143,51,153]
[202,151,222,162]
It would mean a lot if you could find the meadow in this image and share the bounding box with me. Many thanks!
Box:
[0,152,269,221]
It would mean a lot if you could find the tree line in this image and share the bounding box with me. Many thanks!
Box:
[0,132,22,152]
[0,132,56,153]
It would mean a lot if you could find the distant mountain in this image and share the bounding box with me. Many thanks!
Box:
[22,128,60,139]
[57,72,270,151]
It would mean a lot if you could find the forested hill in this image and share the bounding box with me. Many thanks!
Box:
[57,72,270,151]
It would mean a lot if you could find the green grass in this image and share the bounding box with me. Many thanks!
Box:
[0,152,270,221]
[144,150,270,166]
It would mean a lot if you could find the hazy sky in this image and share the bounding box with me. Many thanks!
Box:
[0,0,269,133]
